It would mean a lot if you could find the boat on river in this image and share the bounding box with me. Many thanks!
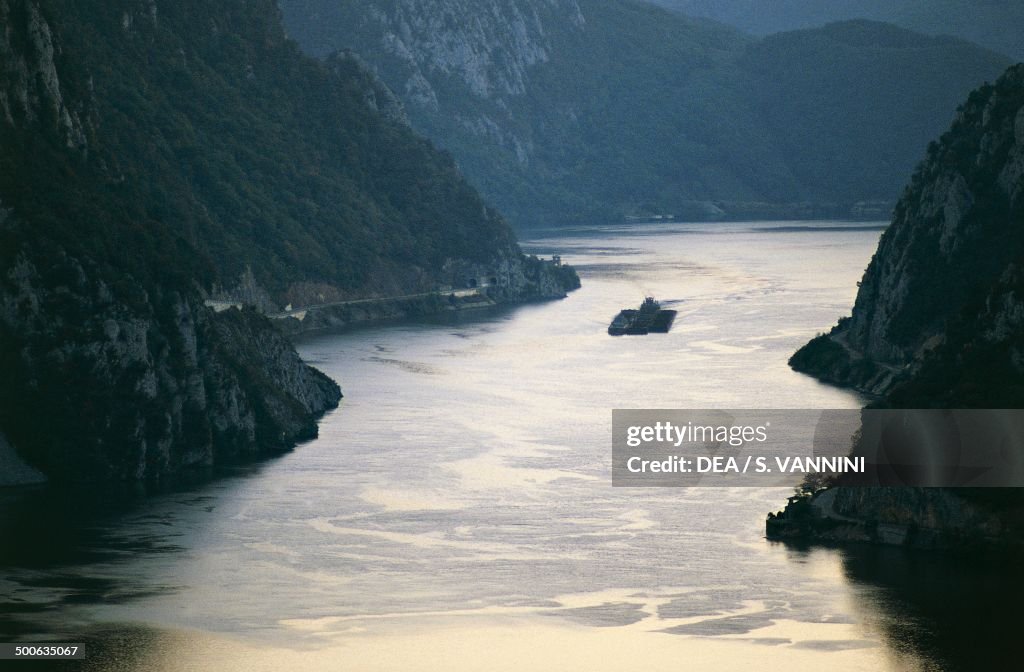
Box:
[607,297,676,335]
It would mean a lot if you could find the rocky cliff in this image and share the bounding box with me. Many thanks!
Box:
[0,235,341,482]
[768,486,1024,551]
[279,0,595,224]
[0,0,575,483]
[775,65,1024,549]
[280,0,1010,226]
[791,64,1024,399]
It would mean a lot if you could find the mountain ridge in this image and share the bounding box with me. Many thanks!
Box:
[279,0,1013,227]
[647,0,1024,60]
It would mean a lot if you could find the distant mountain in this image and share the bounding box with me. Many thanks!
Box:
[737,21,1012,205]
[0,0,575,482]
[279,0,1011,227]
[648,0,1024,60]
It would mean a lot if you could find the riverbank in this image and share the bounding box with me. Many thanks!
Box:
[5,222,921,669]
[273,289,500,337]
[270,257,580,337]
[766,487,1024,553]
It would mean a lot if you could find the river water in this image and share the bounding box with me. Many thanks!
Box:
[1,222,1019,671]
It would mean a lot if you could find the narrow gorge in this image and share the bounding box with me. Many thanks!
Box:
[0,0,577,484]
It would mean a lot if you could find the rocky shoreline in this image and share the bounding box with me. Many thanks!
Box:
[767,487,1024,553]
[775,65,1024,551]
[0,249,343,486]
[275,258,580,336]
[0,252,578,487]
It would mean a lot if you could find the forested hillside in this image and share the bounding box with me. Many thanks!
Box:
[649,0,1024,60]
[279,0,1010,226]
[0,0,574,481]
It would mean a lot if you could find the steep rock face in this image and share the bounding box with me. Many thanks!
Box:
[280,1,1010,226]
[791,64,1024,396]
[0,0,88,146]
[775,66,1024,548]
[0,0,346,483]
[282,0,585,102]
[0,0,577,483]
[362,0,582,102]
[280,0,587,174]
[0,230,340,482]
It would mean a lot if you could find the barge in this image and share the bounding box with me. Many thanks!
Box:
[608,297,676,335]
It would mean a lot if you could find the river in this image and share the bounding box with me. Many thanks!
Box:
[1,221,1018,671]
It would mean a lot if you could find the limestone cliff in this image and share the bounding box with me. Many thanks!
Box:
[774,65,1024,549]
[280,0,587,187]
[790,64,1024,398]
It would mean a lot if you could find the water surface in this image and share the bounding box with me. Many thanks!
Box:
[3,221,1015,671]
